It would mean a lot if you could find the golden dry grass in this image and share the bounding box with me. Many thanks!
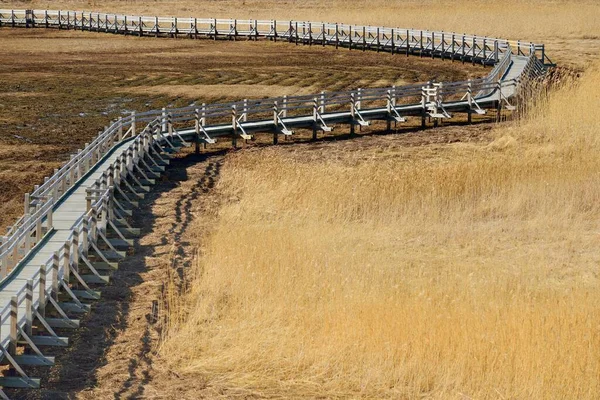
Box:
[159,62,600,399]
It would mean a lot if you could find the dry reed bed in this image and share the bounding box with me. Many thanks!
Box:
[160,64,600,398]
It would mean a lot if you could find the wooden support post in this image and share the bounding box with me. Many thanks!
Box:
[391,28,395,55]
[47,202,53,231]
[39,264,47,317]
[194,108,201,154]
[72,229,79,275]
[35,204,42,242]
[421,85,427,129]
[24,192,30,215]
[312,97,318,141]
[467,80,473,124]
[349,25,352,50]
[161,108,167,132]
[62,241,70,284]
[25,279,33,337]
[350,92,356,137]
[386,90,392,132]
[231,105,237,148]
[9,296,17,355]
[82,218,89,258]
[131,111,136,136]
[273,101,279,145]
[496,80,502,122]
[441,32,446,60]
[362,26,366,51]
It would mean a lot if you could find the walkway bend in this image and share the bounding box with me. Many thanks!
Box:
[0,8,550,395]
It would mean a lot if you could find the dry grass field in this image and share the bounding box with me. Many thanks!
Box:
[1,0,600,399]
[158,67,600,398]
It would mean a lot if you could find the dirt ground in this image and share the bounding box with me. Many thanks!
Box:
[6,121,494,400]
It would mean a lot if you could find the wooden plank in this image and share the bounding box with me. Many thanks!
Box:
[0,377,41,388]
[45,318,80,329]
[19,335,68,347]
[12,354,55,366]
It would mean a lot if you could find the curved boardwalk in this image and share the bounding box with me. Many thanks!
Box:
[0,8,550,396]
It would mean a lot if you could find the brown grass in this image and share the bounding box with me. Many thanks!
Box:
[159,60,600,398]
[18,0,600,68]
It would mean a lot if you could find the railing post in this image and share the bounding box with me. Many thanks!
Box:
[63,240,70,284]
[35,204,42,242]
[194,108,201,154]
[82,217,89,258]
[72,228,79,274]
[24,192,30,215]
[118,117,123,141]
[131,111,136,136]
[386,90,392,132]
[421,83,428,129]
[231,105,237,148]
[494,40,499,63]
[25,279,33,336]
[46,199,56,232]
[39,263,47,317]
[467,79,473,124]
[52,252,59,300]
[161,107,167,132]
[312,97,318,140]
[496,79,502,122]
[9,296,17,355]
[273,101,279,145]
[350,92,356,136]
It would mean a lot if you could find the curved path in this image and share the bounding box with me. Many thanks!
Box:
[0,8,550,395]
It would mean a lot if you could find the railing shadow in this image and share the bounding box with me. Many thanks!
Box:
[7,149,225,400]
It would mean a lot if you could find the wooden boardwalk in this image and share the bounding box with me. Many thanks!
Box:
[0,9,550,396]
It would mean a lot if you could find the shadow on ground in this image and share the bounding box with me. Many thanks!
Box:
[7,149,225,400]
